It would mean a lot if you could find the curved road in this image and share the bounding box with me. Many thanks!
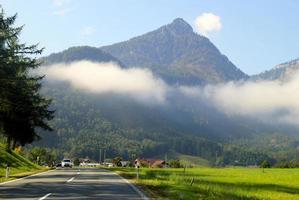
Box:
[0,168,148,200]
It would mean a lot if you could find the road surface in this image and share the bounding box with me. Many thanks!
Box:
[0,168,148,200]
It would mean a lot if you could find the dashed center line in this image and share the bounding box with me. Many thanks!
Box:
[39,193,52,200]
[67,177,75,183]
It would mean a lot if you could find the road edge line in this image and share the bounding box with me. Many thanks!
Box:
[39,193,52,200]
[66,176,75,183]
[0,169,55,186]
[111,171,150,200]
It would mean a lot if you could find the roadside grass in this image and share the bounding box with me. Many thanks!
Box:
[0,144,46,183]
[109,167,299,200]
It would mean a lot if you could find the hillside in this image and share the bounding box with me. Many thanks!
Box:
[101,18,248,85]
[41,46,124,66]
[0,142,41,182]
[38,81,223,161]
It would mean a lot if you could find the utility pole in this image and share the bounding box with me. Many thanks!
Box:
[103,149,106,163]
[99,148,102,163]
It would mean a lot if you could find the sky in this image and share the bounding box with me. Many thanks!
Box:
[1,0,299,75]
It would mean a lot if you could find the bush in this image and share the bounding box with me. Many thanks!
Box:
[260,160,271,168]
[274,160,299,168]
[168,159,182,168]
[73,158,80,166]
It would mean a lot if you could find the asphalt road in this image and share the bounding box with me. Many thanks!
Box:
[0,168,148,200]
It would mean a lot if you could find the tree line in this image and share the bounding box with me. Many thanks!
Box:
[0,8,53,150]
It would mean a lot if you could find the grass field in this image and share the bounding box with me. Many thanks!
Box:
[0,143,45,183]
[111,167,299,200]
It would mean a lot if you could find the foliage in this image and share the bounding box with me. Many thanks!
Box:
[25,147,56,167]
[218,148,275,167]
[260,160,271,168]
[73,158,80,166]
[168,159,182,168]
[0,142,42,182]
[273,160,299,168]
[0,8,54,149]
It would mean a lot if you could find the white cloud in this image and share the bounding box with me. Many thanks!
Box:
[194,13,222,36]
[180,73,299,126]
[41,61,167,104]
[80,26,96,37]
[40,60,299,126]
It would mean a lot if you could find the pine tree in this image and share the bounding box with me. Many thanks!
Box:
[0,8,54,150]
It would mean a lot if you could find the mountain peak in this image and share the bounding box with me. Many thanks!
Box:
[101,18,248,84]
[165,18,194,35]
[172,18,189,25]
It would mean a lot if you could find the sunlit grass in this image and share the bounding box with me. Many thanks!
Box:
[111,167,299,200]
[0,145,45,183]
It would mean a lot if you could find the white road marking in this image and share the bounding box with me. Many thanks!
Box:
[0,170,54,185]
[39,193,52,200]
[67,177,75,183]
[110,171,149,200]
[77,171,80,175]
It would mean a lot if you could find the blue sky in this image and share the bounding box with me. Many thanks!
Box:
[1,0,298,75]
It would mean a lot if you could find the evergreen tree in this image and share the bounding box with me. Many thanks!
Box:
[0,8,54,149]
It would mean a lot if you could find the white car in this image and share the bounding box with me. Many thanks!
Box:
[61,159,73,168]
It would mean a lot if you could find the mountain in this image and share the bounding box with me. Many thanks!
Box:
[101,18,248,85]
[36,18,299,165]
[41,46,124,66]
[252,58,299,81]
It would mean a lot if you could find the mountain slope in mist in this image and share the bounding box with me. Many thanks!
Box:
[42,46,124,66]
[252,58,299,81]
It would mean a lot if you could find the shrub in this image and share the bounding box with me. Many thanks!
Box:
[168,159,182,168]
[260,160,271,168]
[73,158,80,166]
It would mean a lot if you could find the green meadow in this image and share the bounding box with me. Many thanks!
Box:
[112,167,299,200]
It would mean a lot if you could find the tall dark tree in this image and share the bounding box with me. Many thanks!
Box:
[0,8,54,149]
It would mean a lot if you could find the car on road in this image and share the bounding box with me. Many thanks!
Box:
[61,159,73,168]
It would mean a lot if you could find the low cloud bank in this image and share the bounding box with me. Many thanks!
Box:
[180,74,299,126]
[41,60,299,126]
[41,61,167,104]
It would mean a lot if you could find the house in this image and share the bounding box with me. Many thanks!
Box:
[120,161,130,167]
